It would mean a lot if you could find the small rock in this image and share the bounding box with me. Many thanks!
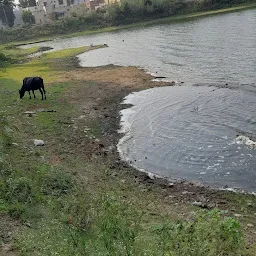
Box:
[148,173,155,179]
[192,201,207,208]
[111,172,117,177]
[34,139,45,146]
[108,146,115,152]
[234,213,242,218]
[190,181,203,187]
[24,222,32,227]
[168,182,174,187]
[24,111,36,115]
[207,203,216,209]
[197,196,207,203]
[247,223,254,228]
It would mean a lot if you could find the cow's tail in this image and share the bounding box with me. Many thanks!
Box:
[41,77,46,99]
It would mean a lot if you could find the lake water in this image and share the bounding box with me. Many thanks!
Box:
[21,9,256,191]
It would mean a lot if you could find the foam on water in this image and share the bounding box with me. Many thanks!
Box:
[235,135,256,149]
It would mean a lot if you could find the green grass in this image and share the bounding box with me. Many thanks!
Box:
[0,44,255,255]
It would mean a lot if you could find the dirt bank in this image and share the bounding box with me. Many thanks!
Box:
[50,65,256,245]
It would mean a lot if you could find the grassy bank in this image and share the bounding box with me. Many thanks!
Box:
[0,45,256,255]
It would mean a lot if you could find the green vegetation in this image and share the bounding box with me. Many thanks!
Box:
[0,0,15,27]
[0,45,255,255]
[21,10,35,25]
[0,52,9,70]
[0,0,256,44]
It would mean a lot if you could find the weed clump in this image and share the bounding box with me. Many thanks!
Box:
[42,168,74,196]
[153,210,245,256]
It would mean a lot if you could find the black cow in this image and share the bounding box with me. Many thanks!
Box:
[19,77,46,100]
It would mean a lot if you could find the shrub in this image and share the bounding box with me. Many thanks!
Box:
[22,10,35,25]
[5,177,34,203]
[153,210,245,256]
[42,168,74,196]
[96,195,141,255]
[0,52,8,61]
[0,52,9,69]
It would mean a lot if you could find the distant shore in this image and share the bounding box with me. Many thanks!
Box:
[1,3,256,45]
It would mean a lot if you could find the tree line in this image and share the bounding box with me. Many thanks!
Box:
[0,0,255,43]
[0,0,15,27]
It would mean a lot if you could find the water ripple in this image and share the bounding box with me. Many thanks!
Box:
[118,86,256,192]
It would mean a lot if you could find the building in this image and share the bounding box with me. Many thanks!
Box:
[85,0,105,11]
[104,0,120,5]
[22,0,88,24]
[21,0,119,24]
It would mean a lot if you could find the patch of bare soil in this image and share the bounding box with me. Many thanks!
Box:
[57,65,171,89]
[0,214,19,256]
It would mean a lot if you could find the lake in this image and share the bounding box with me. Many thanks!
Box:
[21,9,256,192]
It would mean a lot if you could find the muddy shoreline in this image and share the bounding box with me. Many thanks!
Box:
[59,62,243,206]
[37,55,254,244]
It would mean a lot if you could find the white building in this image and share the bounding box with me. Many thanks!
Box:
[24,0,89,24]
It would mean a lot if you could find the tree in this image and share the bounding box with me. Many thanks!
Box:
[19,0,36,8]
[121,1,131,16]
[0,0,15,27]
[22,9,35,24]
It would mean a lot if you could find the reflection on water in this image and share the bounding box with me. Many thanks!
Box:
[118,86,256,192]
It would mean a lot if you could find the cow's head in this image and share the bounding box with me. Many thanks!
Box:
[19,89,25,99]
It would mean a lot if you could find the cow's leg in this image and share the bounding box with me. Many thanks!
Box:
[42,86,46,100]
[32,90,36,98]
[39,88,44,100]
[28,91,31,99]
